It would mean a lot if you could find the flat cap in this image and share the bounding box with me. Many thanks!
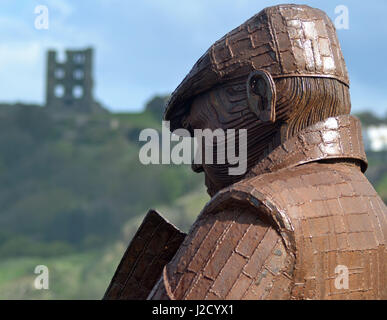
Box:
[164,4,349,130]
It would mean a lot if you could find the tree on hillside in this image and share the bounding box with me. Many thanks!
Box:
[355,111,384,127]
[145,94,170,120]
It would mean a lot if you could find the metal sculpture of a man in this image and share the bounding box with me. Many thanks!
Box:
[105,4,387,300]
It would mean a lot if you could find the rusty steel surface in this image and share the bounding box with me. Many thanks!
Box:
[104,210,186,300]
[107,4,387,300]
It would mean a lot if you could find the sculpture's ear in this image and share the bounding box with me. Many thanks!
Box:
[246,70,276,123]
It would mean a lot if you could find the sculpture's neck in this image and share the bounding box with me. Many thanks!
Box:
[206,115,367,197]
[246,115,368,178]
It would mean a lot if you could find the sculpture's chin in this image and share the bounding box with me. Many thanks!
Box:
[203,165,244,198]
[204,174,218,198]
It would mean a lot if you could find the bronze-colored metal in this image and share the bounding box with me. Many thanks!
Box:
[104,210,186,300]
[107,4,387,300]
[247,69,276,123]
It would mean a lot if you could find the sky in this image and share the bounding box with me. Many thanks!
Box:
[0,0,387,114]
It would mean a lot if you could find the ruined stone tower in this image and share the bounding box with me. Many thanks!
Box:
[45,48,104,113]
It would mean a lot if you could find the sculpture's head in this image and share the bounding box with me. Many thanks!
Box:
[164,4,351,196]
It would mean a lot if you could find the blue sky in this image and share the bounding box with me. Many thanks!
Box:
[1,0,387,114]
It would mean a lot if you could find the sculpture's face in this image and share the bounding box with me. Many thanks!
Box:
[186,87,230,196]
[187,82,247,132]
[186,80,278,196]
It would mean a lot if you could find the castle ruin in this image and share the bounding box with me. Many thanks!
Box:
[45,48,105,113]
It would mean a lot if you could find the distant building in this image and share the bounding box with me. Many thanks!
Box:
[45,47,105,113]
[363,125,387,152]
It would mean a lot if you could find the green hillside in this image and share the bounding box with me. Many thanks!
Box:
[0,103,203,257]
[0,100,208,299]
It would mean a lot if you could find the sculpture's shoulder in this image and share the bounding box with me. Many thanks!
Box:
[224,160,387,227]
[200,164,307,255]
[222,160,387,299]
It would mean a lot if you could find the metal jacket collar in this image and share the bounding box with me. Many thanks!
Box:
[247,115,368,178]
